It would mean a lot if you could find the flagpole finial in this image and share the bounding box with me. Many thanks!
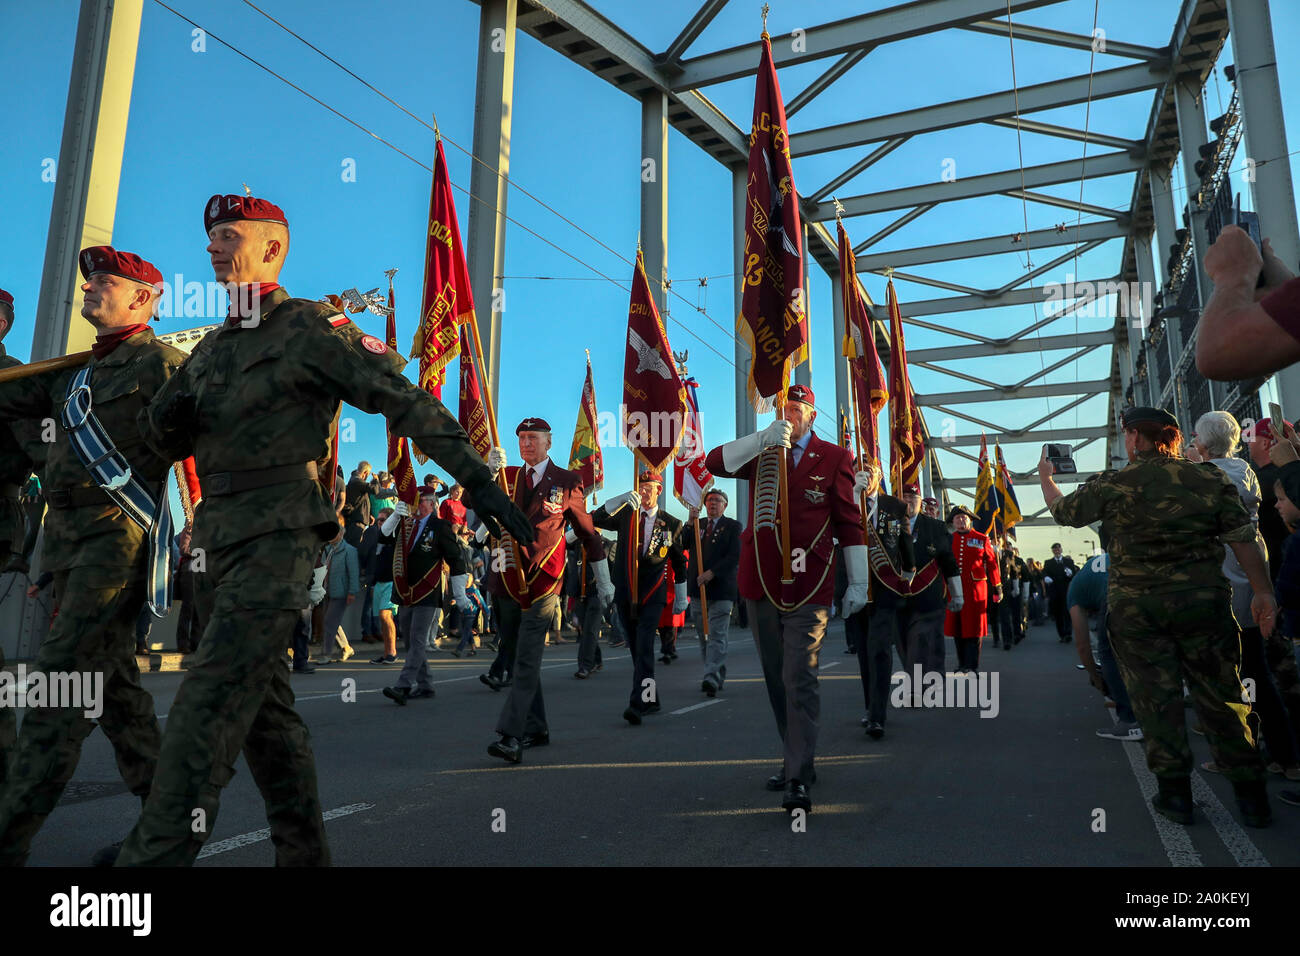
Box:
[883,266,894,279]
[241,182,252,197]
[761,3,770,32]
[384,268,398,281]
[431,113,441,141]
[832,196,845,222]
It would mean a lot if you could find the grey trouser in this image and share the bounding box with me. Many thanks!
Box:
[899,607,946,678]
[397,605,440,691]
[496,593,558,739]
[321,597,354,660]
[577,594,607,672]
[691,598,734,689]
[747,599,831,785]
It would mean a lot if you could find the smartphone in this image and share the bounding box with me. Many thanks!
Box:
[1270,402,1285,445]
[1233,194,1267,289]
[1045,443,1077,475]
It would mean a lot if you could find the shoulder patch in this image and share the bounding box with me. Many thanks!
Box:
[360,335,387,354]
[329,312,351,329]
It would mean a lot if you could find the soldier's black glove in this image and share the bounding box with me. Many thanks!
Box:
[470,479,536,545]
[159,391,199,436]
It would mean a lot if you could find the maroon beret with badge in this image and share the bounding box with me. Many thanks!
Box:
[516,417,552,434]
[640,471,664,486]
[0,289,12,308]
[787,384,815,406]
[78,246,164,288]
[204,194,289,234]
[902,481,921,495]
[417,484,440,499]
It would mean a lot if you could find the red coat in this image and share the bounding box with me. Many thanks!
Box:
[705,433,861,611]
[484,459,604,609]
[658,550,687,627]
[944,528,1001,639]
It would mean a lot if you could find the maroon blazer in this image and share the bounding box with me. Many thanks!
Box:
[705,432,861,611]
[484,459,604,609]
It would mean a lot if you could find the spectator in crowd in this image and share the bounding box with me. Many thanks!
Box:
[174,525,203,655]
[292,557,326,675]
[1190,411,1300,778]
[1250,418,1293,580]
[1196,226,1300,379]
[367,506,399,664]
[438,483,468,528]
[341,461,374,546]
[1269,449,1300,808]
[945,505,999,673]
[991,538,1022,650]
[567,530,613,678]
[1067,552,1141,741]
[1042,543,1076,642]
[357,508,384,643]
[1027,559,1047,624]
[1043,406,1278,828]
[921,496,941,520]
[316,519,359,664]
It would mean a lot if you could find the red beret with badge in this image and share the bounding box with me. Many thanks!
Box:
[787,384,815,406]
[639,471,664,486]
[204,194,289,234]
[417,484,440,499]
[902,481,921,495]
[516,417,552,434]
[78,246,164,289]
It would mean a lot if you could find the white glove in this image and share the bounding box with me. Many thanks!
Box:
[1064,568,1073,578]
[604,490,638,514]
[673,581,688,615]
[380,508,404,536]
[720,419,793,471]
[841,544,870,618]
[853,470,876,495]
[593,559,615,604]
[308,565,328,606]
[487,446,507,477]
[474,523,490,544]
[449,572,471,607]
[946,576,964,612]
[564,528,577,545]
[1043,575,1053,585]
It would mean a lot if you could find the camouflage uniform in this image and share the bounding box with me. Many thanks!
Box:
[0,330,184,863]
[1049,448,1264,784]
[117,289,498,866]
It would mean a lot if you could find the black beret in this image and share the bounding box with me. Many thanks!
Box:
[1121,406,1179,430]
[516,417,551,434]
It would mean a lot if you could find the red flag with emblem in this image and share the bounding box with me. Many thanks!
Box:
[887,279,924,494]
[623,248,687,474]
[673,377,713,509]
[411,138,473,412]
[737,31,807,412]
[458,324,492,461]
[384,278,418,508]
[838,222,889,478]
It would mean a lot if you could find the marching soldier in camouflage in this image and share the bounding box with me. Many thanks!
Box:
[1041,406,1278,828]
[0,253,187,864]
[116,194,532,866]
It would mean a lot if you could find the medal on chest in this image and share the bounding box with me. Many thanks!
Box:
[543,485,564,514]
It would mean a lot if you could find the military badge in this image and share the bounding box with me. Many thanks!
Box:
[809,475,825,482]
[360,335,387,354]
[804,488,826,504]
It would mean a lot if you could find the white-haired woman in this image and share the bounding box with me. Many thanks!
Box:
[1191,411,1300,779]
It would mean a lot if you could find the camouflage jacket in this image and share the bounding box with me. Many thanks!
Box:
[0,330,187,571]
[139,288,492,553]
[1048,449,1256,599]
[0,346,46,485]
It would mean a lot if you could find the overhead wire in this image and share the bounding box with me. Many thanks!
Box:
[1067,0,1103,431]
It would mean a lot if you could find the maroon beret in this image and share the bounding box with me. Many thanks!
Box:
[902,481,921,495]
[640,471,664,486]
[516,417,552,434]
[922,496,939,505]
[0,289,12,308]
[787,384,815,406]
[205,194,289,234]
[78,246,164,288]
[417,485,440,499]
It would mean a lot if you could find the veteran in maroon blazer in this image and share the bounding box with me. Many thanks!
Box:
[474,417,611,764]
[705,384,866,815]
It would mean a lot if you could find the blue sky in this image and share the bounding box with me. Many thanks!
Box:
[3,0,1298,561]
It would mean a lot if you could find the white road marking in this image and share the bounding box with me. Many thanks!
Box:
[196,802,374,859]
[1189,771,1270,867]
[822,661,841,671]
[671,699,727,715]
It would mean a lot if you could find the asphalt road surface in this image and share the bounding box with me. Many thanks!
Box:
[19,618,1300,866]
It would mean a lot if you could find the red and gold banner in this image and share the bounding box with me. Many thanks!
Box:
[839,223,889,478]
[568,353,604,496]
[673,377,713,509]
[384,278,418,508]
[886,279,924,494]
[736,31,807,412]
[623,249,687,474]
[411,138,474,407]
[458,324,492,461]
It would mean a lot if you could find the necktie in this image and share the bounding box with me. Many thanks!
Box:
[642,512,652,554]
[703,519,712,541]
[528,469,537,489]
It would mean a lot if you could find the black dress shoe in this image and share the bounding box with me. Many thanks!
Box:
[782,780,812,814]
[622,706,642,725]
[487,736,523,763]
[293,663,317,674]
[701,680,717,698]
[408,687,435,700]
[659,654,672,665]
[574,668,590,679]
[480,673,504,692]
[644,701,662,715]
[520,732,550,748]
[860,716,870,727]
[765,771,787,791]
[383,686,410,705]
[866,720,885,739]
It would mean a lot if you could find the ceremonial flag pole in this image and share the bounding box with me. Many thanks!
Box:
[736,13,808,586]
[569,349,605,601]
[673,358,714,638]
[886,278,925,496]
